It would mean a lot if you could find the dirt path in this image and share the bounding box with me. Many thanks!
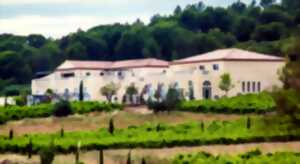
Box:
[1,141,299,164]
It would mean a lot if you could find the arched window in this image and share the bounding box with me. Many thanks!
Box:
[202,81,212,99]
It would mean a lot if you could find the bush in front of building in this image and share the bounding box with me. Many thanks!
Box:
[53,100,73,117]
[178,92,276,114]
[0,101,123,124]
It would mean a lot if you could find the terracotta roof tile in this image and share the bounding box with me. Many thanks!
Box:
[172,48,284,64]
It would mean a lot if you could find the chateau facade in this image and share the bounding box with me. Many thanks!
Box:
[31,48,285,102]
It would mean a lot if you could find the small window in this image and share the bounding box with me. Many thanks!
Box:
[162,70,167,74]
[213,64,219,71]
[199,65,205,70]
[118,71,123,76]
[61,72,75,78]
[100,72,104,76]
[252,82,256,92]
[86,72,91,76]
[247,81,251,92]
[242,82,245,92]
[257,82,261,92]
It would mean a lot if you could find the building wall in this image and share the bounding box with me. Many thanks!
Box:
[32,60,285,102]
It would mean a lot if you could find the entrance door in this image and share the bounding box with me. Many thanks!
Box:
[202,81,212,99]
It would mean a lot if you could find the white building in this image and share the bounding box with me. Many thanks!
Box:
[32,48,285,102]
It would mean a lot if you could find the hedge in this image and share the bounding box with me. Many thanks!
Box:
[177,93,276,114]
[0,115,299,154]
[173,150,300,164]
[0,101,123,124]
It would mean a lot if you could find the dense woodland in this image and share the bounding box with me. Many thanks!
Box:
[0,0,300,94]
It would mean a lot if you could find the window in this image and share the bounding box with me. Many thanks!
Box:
[199,65,205,70]
[242,82,245,92]
[86,72,91,76]
[247,81,251,92]
[257,82,261,92]
[100,72,104,76]
[213,64,219,71]
[252,82,256,92]
[61,72,75,78]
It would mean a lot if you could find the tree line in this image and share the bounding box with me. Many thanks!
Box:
[0,0,300,95]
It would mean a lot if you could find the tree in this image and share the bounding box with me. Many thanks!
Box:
[234,17,256,41]
[79,80,84,101]
[27,138,33,159]
[230,0,247,13]
[126,83,138,103]
[9,129,13,140]
[165,87,181,112]
[260,0,276,8]
[252,22,285,41]
[108,118,114,134]
[27,34,46,48]
[100,82,120,102]
[219,73,234,96]
[273,37,300,119]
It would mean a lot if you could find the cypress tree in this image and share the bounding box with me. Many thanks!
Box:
[247,117,251,129]
[109,118,114,134]
[79,80,84,101]
[60,128,64,138]
[9,129,13,140]
[200,122,204,132]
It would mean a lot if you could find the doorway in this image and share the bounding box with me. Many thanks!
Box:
[202,81,212,99]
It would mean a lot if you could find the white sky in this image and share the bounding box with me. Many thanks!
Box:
[0,0,253,38]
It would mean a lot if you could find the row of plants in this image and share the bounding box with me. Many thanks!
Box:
[177,92,276,114]
[0,101,123,124]
[0,115,299,154]
[173,149,300,164]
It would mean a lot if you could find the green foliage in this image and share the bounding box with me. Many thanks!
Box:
[172,150,300,164]
[0,101,123,124]
[100,82,120,102]
[178,93,276,114]
[218,73,234,96]
[53,100,73,117]
[0,115,298,153]
[39,140,55,164]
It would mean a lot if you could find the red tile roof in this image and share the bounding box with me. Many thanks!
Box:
[172,48,284,64]
[57,49,284,71]
[57,58,169,71]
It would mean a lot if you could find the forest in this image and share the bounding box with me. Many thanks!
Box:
[0,0,300,94]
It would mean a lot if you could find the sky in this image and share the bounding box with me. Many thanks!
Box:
[0,0,253,38]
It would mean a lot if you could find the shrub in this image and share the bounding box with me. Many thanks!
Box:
[39,140,55,164]
[178,93,275,114]
[53,100,73,117]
